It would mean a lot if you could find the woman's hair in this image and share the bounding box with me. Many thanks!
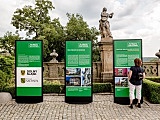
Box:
[134,58,142,67]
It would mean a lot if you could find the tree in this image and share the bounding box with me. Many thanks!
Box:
[47,18,65,62]
[0,31,20,55]
[11,1,100,62]
[11,0,56,61]
[65,13,100,61]
[66,13,91,40]
[37,18,66,62]
[11,0,54,38]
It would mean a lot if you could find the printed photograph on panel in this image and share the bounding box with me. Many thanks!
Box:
[115,77,128,87]
[66,68,81,76]
[114,68,128,77]
[81,68,91,86]
[66,76,81,86]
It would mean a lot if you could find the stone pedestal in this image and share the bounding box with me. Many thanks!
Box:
[48,63,58,78]
[98,37,113,83]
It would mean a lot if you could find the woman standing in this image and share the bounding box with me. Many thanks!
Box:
[128,58,145,109]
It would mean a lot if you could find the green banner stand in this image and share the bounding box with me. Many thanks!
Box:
[113,39,143,105]
[15,40,43,103]
[65,40,92,103]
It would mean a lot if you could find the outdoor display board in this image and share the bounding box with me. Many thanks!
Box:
[15,40,43,103]
[65,40,92,103]
[113,39,142,104]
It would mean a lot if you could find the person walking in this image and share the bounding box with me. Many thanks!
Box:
[128,58,145,109]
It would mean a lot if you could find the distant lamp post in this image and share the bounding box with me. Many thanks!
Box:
[155,49,160,61]
[50,49,58,63]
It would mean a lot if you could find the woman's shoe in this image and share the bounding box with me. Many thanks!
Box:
[129,104,133,109]
[136,103,141,108]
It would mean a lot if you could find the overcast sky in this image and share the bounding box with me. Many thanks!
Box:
[0,0,160,57]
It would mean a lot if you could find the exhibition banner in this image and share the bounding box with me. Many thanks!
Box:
[65,40,92,98]
[113,39,142,99]
[15,40,43,97]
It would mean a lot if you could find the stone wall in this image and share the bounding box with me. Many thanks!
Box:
[43,62,160,83]
[143,62,160,77]
[43,62,102,84]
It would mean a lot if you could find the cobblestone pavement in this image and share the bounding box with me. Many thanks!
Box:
[0,93,160,120]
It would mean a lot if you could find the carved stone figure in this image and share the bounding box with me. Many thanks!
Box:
[99,7,114,39]
[155,49,160,60]
[50,49,58,63]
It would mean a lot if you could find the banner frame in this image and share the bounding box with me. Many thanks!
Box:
[15,40,43,103]
[65,40,93,103]
[113,39,143,105]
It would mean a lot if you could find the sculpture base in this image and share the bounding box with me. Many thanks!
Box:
[101,72,113,83]
[100,37,113,43]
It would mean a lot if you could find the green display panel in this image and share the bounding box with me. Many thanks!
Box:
[114,39,142,98]
[65,41,92,97]
[15,40,42,97]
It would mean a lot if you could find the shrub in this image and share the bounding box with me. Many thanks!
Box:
[43,82,112,94]
[43,80,63,93]
[0,70,10,91]
[0,55,14,78]
[145,77,160,83]
[4,82,112,98]
[143,79,160,104]
[93,83,112,93]
[0,55,14,91]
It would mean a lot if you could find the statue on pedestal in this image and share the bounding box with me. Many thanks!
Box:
[50,49,58,63]
[155,49,160,61]
[99,7,114,39]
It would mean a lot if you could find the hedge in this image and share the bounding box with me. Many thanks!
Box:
[2,83,112,98]
[92,83,112,93]
[145,77,160,83]
[143,79,160,104]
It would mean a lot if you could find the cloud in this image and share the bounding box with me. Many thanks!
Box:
[0,0,160,57]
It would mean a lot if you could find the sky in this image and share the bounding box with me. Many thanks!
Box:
[0,0,160,57]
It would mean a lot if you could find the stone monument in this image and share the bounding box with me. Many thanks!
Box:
[155,49,160,61]
[48,49,59,79]
[50,49,58,63]
[98,7,114,82]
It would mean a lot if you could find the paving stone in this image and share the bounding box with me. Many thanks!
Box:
[0,93,160,120]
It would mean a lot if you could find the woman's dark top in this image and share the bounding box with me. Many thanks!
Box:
[130,66,144,85]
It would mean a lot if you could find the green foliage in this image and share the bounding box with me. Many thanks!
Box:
[41,18,66,62]
[66,13,90,40]
[143,79,160,104]
[43,80,64,94]
[11,0,100,62]
[4,82,112,98]
[0,56,14,91]
[0,70,9,91]
[0,32,20,55]
[93,83,112,93]
[43,82,112,94]
[43,84,61,94]
[145,77,160,83]
[65,13,100,62]
[11,0,54,37]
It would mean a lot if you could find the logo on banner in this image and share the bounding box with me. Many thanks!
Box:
[127,42,139,47]
[78,43,89,48]
[21,78,25,83]
[21,70,25,76]
[21,78,38,83]
[28,43,40,48]
[27,70,37,75]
